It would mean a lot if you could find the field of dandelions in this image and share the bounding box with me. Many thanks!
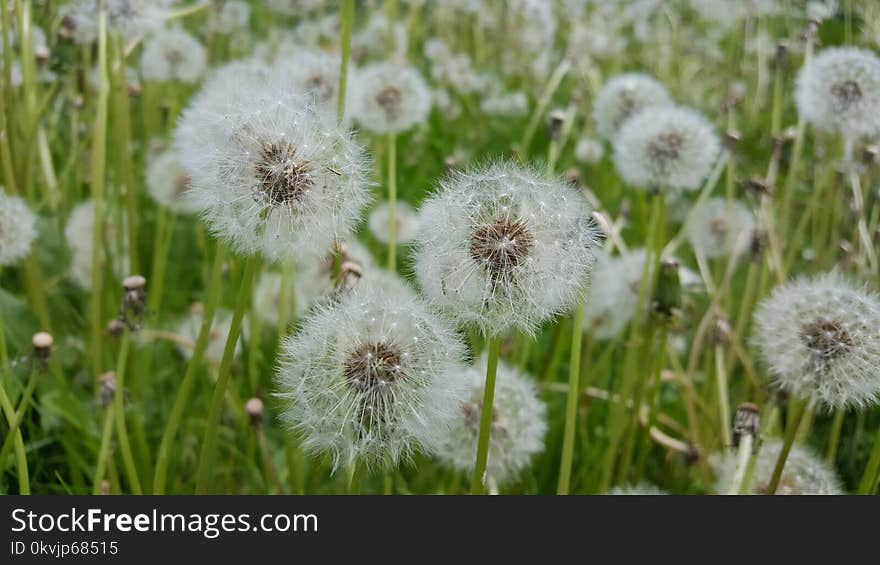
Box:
[2,0,880,496]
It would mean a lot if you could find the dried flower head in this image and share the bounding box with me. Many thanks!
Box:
[593,73,673,140]
[141,27,207,84]
[353,62,431,134]
[275,273,468,469]
[713,439,843,495]
[436,355,547,487]
[175,74,371,262]
[0,192,37,266]
[753,272,880,409]
[795,47,880,141]
[368,200,420,245]
[145,148,200,214]
[686,198,755,258]
[613,106,721,192]
[414,162,601,336]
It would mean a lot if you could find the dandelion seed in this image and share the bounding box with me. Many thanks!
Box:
[592,73,673,140]
[574,137,605,165]
[613,106,720,192]
[368,201,419,245]
[713,439,843,494]
[216,0,251,34]
[0,192,37,266]
[582,249,647,340]
[753,272,880,409]
[141,27,207,84]
[436,355,547,487]
[413,162,601,336]
[353,62,431,134]
[145,148,200,215]
[275,273,469,470]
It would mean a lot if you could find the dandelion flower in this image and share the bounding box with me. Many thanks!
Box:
[413,162,602,336]
[686,198,755,258]
[275,273,469,469]
[352,14,407,62]
[713,439,843,495]
[64,201,128,290]
[60,0,164,44]
[613,106,720,192]
[175,75,371,261]
[592,73,673,140]
[753,272,880,409]
[141,27,207,84]
[368,201,420,245]
[175,304,243,366]
[795,47,880,141]
[0,193,37,266]
[145,148,201,214]
[582,249,647,340]
[216,1,250,33]
[436,355,547,487]
[574,136,605,165]
[353,62,431,134]
[275,48,352,114]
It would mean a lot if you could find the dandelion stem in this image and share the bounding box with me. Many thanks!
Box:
[195,255,259,494]
[714,345,732,449]
[153,243,227,494]
[766,400,805,494]
[471,336,501,494]
[557,288,586,495]
[727,433,753,495]
[113,330,142,494]
[387,132,398,271]
[825,408,845,464]
[857,426,880,494]
[92,408,115,495]
[0,366,37,493]
[337,0,356,121]
[518,58,571,159]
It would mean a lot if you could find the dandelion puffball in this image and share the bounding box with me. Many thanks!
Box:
[713,439,843,495]
[175,74,371,262]
[0,193,37,266]
[368,201,420,245]
[414,162,602,336]
[141,27,207,84]
[436,355,547,487]
[60,0,164,44]
[592,73,673,140]
[64,200,128,290]
[293,239,376,316]
[686,198,755,258]
[796,47,880,142]
[582,249,647,340]
[353,62,431,134]
[145,149,200,215]
[753,272,880,409]
[175,305,243,366]
[613,106,720,192]
[275,273,469,469]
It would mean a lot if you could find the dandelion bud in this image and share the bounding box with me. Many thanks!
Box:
[862,144,879,164]
[713,317,731,346]
[724,129,742,148]
[547,109,566,141]
[749,230,767,262]
[732,403,760,449]
[590,211,613,243]
[32,332,53,360]
[107,319,126,337]
[100,480,111,495]
[742,176,772,197]
[653,259,681,317]
[99,372,116,408]
[774,43,789,68]
[246,398,264,427]
[563,168,581,189]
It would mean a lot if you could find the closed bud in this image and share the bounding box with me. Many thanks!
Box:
[246,397,264,426]
[547,109,566,141]
[732,403,760,450]
[713,317,731,346]
[653,259,681,317]
[99,372,116,408]
[32,332,53,360]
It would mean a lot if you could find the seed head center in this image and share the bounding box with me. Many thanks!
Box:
[831,80,863,109]
[799,317,852,360]
[470,218,535,280]
[344,342,404,393]
[376,86,403,120]
[255,141,314,206]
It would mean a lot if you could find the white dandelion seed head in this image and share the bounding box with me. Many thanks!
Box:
[687,198,755,259]
[275,272,469,470]
[713,439,843,495]
[368,201,420,245]
[582,249,647,340]
[353,62,431,134]
[266,0,327,17]
[60,0,165,44]
[613,106,721,192]
[253,272,295,328]
[436,355,547,486]
[64,200,129,290]
[574,136,605,165]
[592,73,673,140]
[807,0,837,21]
[216,0,250,33]
[0,192,37,266]
[175,305,243,366]
[795,47,880,141]
[175,74,371,262]
[293,239,375,316]
[413,161,602,336]
[145,148,200,215]
[753,272,880,410]
[271,47,355,117]
[606,483,668,495]
[352,13,408,62]
[141,27,207,84]
[480,91,529,117]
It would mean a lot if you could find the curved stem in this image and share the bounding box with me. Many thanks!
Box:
[153,244,227,494]
[470,337,500,494]
[194,255,259,494]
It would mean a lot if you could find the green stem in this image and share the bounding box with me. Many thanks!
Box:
[146,210,177,321]
[113,330,142,494]
[518,58,571,159]
[152,244,227,494]
[470,337,501,494]
[387,132,398,271]
[337,0,355,121]
[0,366,38,492]
[715,345,732,448]
[826,408,844,464]
[857,426,880,494]
[766,400,805,494]
[194,255,259,494]
[727,433,754,495]
[92,408,115,495]
[557,289,586,495]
